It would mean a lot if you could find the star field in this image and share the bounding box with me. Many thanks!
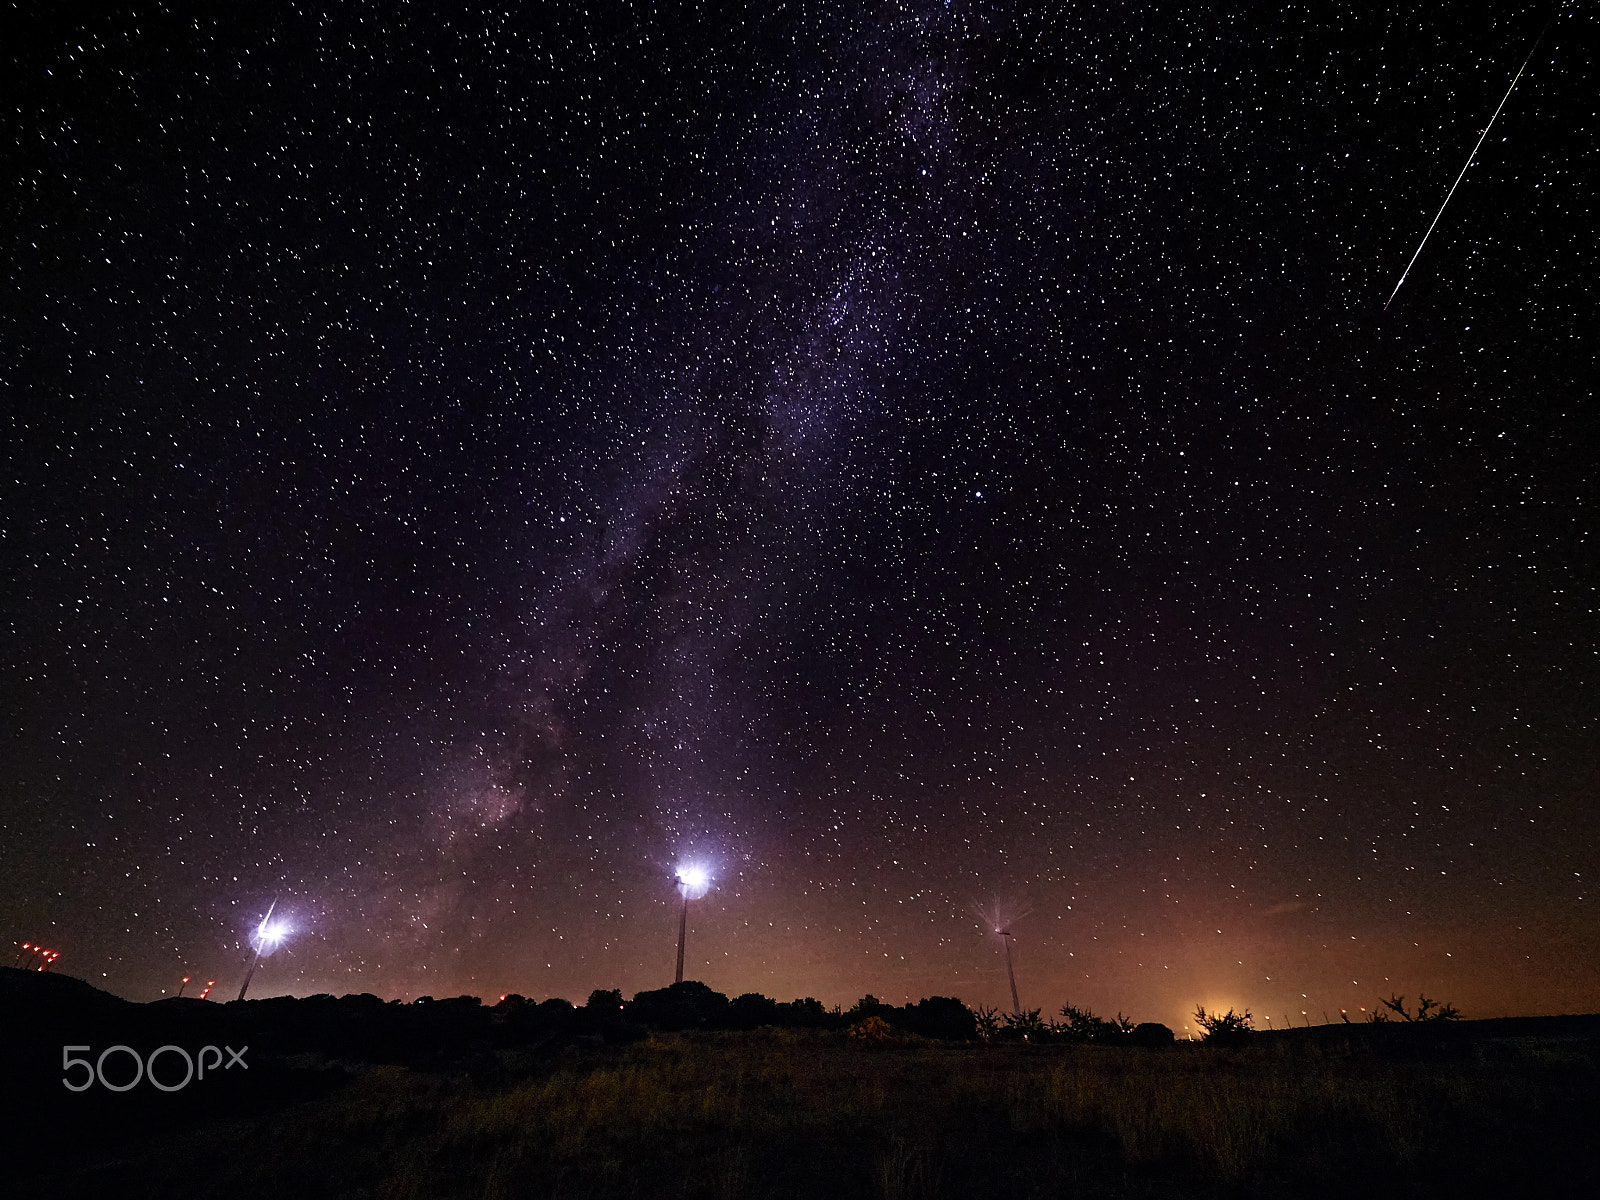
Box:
[3,2,1595,1033]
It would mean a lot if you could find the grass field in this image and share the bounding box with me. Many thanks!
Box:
[36,1026,1598,1199]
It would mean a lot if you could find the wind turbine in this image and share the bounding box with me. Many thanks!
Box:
[673,865,710,984]
[236,897,291,1001]
[997,926,1022,1017]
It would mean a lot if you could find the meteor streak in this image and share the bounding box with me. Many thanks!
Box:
[1384,10,1563,310]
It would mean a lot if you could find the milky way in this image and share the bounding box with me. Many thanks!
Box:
[4,2,1595,1033]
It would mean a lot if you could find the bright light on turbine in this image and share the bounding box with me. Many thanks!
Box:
[675,865,710,899]
[251,908,293,956]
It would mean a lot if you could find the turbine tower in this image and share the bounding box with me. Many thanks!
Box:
[675,880,689,984]
[236,897,285,1001]
[999,928,1021,1016]
[673,866,709,984]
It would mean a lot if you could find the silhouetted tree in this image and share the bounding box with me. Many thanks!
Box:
[903,996,977,1040]
[1002,1008,1047,1039]
[1057,1003,1132,1043]
[1374,994,1462,1023]
[1193,1006,1253,1045]
[627,981,728,1030]
[531,997,576,1031]
[727,992,780,1029]
[973,1004,1001,1041]
[848,994,895,1022]
[776,997,833,1028]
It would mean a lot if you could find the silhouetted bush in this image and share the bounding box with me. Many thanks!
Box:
[1129,1022,1175,1047]
[902,995,977,1040]
[533,998,575,1031]
[973,1004,1001,1041]
[847,994,896,1023]
[1001,1008,1047,1040]
[1057,1003,1133,1043]
[586,988,624,1013]
[774,996,836,1028]
[727,991,780,1030]
[847,1014,895,1042]
[1194,1006,1253,1045]
[627,981,729,1030]
[1373,994,1462,1023]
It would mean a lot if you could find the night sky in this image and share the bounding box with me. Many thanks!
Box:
[4,2,1595,1034]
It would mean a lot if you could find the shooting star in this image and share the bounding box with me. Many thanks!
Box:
[1385,9,1563,310]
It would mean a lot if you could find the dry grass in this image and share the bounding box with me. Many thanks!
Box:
[33,1030,1600,1199]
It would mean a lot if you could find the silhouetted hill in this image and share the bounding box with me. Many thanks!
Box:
[1260,1012,1600,1054]
[0,963,131,1008]
[6,969,1599,1196]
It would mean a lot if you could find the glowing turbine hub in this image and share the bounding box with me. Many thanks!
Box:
[254,917,292,954]
[676,865,710,898]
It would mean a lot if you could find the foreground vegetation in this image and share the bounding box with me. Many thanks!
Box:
[38,1026,1600,1199]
